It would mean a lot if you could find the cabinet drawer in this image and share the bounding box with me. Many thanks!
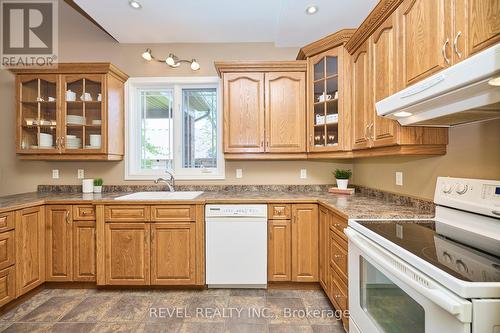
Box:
[329,212,347,244]
[0,231,15,270]
[73,205,95,220]
[329,265,348,311]
[151,206,195,222]
[329,230,348,283]
[0,212,14,233]
[0,266,15,307]
[105,206,150,222]
[268,204,291,220]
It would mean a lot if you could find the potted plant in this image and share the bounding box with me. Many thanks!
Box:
[93,178,103,193]
[334,169,352,190]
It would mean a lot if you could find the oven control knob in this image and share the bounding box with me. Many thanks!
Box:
[441,184,453,194]
[455,184,468,195]
[442,251,452,264]
[456,260,468,274]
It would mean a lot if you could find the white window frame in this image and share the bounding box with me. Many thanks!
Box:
[125,76,224,180]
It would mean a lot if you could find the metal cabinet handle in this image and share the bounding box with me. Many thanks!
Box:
[65,211,70,224]
[260,140,264,148]
[442,38,451,64]
[364,124,369,140]
[453,31,462,58]
[369,123,374,141]
[492,210,500,216]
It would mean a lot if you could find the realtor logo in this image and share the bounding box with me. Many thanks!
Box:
[1,0,58,68]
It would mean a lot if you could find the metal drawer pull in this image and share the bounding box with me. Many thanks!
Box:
[442,38,450,64]
[492,210,500,216]
[453,31,462,58]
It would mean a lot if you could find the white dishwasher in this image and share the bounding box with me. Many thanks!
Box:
[205,204,267,288]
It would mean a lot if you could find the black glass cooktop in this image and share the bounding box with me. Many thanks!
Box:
[358,220,500,283]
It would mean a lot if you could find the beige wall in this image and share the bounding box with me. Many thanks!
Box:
[0,1,351,196]
[0,1,498,198]
[353,119,500,200]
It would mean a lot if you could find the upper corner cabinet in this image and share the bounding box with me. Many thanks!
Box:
[12,63,129,161]
[297,29,354,154]
[216,61,307,159]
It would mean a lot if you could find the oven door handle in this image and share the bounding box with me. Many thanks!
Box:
[345,228,472,323]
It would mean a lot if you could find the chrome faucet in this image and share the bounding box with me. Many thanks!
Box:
[154,170,175,192]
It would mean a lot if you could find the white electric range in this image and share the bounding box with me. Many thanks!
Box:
[346,177,500,333]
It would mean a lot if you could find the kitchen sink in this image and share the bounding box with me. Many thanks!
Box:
[114,191,204,200]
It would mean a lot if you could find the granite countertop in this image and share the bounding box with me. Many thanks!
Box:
[0,189,435,220]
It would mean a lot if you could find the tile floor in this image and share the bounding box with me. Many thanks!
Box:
[0,288,347,333]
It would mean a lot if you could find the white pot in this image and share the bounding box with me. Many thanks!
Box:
[93,186,102,193]
[336,178,349,190]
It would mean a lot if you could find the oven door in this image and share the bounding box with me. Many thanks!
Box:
[346,228,472,333]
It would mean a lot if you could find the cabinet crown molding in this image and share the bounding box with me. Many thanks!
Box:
[9,62,129,82]
[214,61,307,77]
[296,29,356,60]
[345,0,404,54]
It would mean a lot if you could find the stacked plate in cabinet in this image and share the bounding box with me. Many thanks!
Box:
[66,115,85,125]
[66,135,82,149]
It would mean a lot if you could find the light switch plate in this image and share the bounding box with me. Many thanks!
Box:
[236,169,243,179]
[52,169,59,179]
[300,169,307,179]
[77,169,85,179]
[396,171,403,186]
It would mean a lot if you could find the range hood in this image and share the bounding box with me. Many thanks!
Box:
[376,44,500,127]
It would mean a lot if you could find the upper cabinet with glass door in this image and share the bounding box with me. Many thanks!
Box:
[297,29,354,154]
[12,63,128,160]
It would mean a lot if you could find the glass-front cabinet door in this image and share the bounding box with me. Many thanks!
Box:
[62,75,104,153]
[309,48,344,152]
[17,75,60,154]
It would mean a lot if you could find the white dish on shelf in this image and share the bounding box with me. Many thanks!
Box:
[85,145,101,149]
[91,119,102,125]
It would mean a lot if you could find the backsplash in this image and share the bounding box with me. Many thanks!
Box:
[37,184,434,212]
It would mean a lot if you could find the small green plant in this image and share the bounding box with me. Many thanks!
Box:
[333,169,352,180]
[93,178,103,186]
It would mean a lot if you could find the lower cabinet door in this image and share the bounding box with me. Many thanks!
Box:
[0,230,15,271]
[291,204,319,282]
[45,205,73,281]
[268,220,292,281]
[104,223,150,285]
[73,221,96,281]
[16,206,45,296]
[150,223,196,285]
[0,266,16,307]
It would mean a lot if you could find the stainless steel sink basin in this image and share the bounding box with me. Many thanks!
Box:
[114,191,204,200]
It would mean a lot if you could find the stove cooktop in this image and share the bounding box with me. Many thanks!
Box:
[358,220,500,283]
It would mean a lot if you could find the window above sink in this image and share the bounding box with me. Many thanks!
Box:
[125,77,224,180]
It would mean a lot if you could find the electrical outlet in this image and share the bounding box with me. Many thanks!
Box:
[52,169,59,179]
[396,171,403,186]
[300,169,307,179]
[77,169,85,179]
[236,169,243,179]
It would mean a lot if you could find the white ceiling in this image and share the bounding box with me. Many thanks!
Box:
[73,0,378,47]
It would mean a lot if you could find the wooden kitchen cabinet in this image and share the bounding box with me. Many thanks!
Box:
[369,11,399,147]
[15,206,45,296]
[265,72,306,153]
[465,0,500,55]
[73,221,96,281]
[398,0,452,86]
[0,266,16,307]
[351,41,371,150]
[318,207,329,290]
[45,205,73,281]
[104,223,150,285]
[268,220,292,281]
[291,204,319,282]
[216,61,307,159]
[12,63,128,161]
[151,223,196,285]
[222,72,265,153]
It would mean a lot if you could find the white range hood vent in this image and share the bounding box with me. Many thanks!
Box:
[376,44,500,127]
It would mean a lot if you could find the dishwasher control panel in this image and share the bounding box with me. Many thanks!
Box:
[205,205,268,218]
